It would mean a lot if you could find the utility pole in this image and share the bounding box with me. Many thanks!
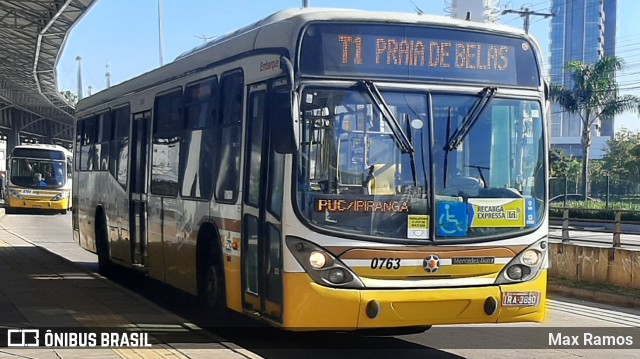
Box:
[501,7,553,34]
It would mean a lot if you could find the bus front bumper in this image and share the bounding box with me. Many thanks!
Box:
[8,196,70,211]
[282,271,547,330]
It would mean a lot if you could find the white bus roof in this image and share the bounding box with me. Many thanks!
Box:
[77,7,537,112]
[176,8,530,60]
[11,144,73,157]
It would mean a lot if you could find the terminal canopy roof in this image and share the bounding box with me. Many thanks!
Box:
[0,0,97,126]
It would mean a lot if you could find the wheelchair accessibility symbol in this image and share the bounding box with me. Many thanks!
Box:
[437,202,468,237]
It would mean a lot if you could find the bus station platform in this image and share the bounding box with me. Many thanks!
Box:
[0,209,261,359]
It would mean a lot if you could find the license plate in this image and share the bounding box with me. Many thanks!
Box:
[502,291,541,307]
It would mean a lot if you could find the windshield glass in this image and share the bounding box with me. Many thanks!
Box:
[295,86,545,241]
[296,87,430,239]
[10,158,67,188]
[432,95,545,239]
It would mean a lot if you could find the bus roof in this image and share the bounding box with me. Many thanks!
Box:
[11,143,73,157]
[76,8,539,112]
[177,7,531,60]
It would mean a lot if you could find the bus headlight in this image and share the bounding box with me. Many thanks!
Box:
[328,268,346,284]
[286,236,365,288]
[506,265,530,280]
[51,192,69,201]
[495,237,548,285]
[309,251,327,269]
[522,250,541,266]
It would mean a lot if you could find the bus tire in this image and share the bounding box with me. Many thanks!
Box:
[197,234,226,317]
[201,262,225,311]
[95,211,113,277]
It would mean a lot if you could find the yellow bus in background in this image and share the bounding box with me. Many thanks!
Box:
[6,144,73,214]
[74,8,549,331]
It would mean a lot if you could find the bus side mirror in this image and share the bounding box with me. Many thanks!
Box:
[271,88,300,154]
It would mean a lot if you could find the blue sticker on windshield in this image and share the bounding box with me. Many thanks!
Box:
[437,202,468,237]
[525,198,536,227]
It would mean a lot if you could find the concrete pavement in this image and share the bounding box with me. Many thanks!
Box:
[0,209,261,359]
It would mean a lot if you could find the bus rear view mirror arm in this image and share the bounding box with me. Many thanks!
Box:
[272,56,300,154]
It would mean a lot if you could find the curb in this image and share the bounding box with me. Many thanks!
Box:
[548,284,640,309]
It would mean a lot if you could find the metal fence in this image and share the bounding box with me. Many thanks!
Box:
[549,208,640,248]
[550,176,640,207]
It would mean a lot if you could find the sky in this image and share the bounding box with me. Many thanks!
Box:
[56,0,640,133]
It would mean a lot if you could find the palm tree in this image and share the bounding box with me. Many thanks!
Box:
[550,56,640,198]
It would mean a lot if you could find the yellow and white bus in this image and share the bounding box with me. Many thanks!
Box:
[6,144,73,214]
[73,8,549,331]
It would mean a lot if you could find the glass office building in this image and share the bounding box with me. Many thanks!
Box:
[549,0,617,158]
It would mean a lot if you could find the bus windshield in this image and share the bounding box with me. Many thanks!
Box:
[10,158,67,189]
[295,86,545,241]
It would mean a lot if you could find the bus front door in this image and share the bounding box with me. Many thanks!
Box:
[241,82,284,322]
[129,111,150,267]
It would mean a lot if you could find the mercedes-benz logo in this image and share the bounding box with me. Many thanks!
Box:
[424,254,440,273]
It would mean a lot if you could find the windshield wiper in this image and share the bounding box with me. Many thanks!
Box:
[404,113,418,186]
[444,86,497,152]
[465,164,489,188]
[361,80,414,154]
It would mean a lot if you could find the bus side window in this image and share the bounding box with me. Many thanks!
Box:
[81,116,98,171]
[75,119,84,172]
[97,110,112,172]
[181,77,218,199]
[151,89,183,197]
[113,105,130,188]
[214,70,243,203]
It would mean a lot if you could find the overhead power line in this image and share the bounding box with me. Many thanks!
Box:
[502,7,554,34]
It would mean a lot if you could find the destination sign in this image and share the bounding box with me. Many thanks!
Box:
[300,23,540,87]
[315,198,410,213]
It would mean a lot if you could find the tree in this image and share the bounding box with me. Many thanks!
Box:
[549,148,574,178]
[600,129,640,181]
[550,56,640,198]
[549,148,581,193]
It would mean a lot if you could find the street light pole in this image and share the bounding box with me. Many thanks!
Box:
[158,0,165,66]
[76,56,83,100]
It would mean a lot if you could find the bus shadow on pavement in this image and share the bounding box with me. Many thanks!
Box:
[0,243,465,358]
[103,265,465,359]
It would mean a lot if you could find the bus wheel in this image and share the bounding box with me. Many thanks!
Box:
[198,250,226,318]
[95,215,113,277]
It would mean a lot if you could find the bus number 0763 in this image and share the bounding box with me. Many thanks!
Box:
[370,258,401,270]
